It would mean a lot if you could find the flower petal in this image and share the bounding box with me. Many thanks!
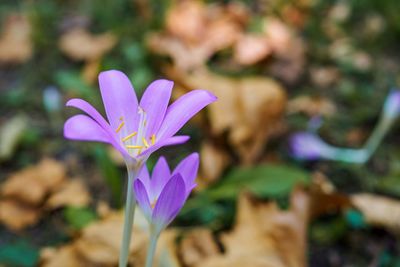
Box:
[157,90,217,139]
[66,98,130,159]
[133,179,152,222]
[66,98,112,134]
[152,174,186,233]
[98,70,139,133]
[64,115,110,143]
[150,157,171,201]
[139,79,173,138]
[137,165,151,189]
[139,136,190,158]
[172,153,199,189]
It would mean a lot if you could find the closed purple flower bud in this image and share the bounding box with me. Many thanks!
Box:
[134,153,199,234]
[383,90,400,119]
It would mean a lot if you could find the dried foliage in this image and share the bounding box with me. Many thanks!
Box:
[0,159,91,230]
[0,14,33,64]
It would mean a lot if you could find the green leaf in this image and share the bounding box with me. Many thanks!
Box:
[206,164,311,200]
[64,206,97,230]
[0,240,39,267]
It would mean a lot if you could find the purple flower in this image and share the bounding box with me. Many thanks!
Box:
[64,70,216,167]
[133,153,199,233]
[289,132,334,160]
[383,90,400,118]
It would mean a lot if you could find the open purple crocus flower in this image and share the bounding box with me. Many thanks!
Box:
[134,153,199,234]
[64,70,216,168]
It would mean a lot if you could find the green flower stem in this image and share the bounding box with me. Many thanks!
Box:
[119,167,139,267]
[145,230,159,267]
[330,114,396,164]
[364,115,394,156]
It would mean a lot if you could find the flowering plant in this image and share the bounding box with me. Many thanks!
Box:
[64,70,216,267]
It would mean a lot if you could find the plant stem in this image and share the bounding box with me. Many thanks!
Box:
[145,231,159,267]
[119,167,138,267]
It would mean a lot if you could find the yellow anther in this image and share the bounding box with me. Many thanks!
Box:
[151,201,156,209]
[119,116,124,121]
[143,138,150,148]
[126,145,143,149]
[122,132,137,142]
[115,121,125,133]
[151,134,156,145]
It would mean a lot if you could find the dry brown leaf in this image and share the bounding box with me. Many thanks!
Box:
[309,172,350,218]
[234,34,272,65]
[0,14,32,64]
[148,1,245,71]
[0,199,41,231]
[166,0,206,44]
[351,193,400,235]
[59,28,117,61]
[180,228,220,267]
[1,158,66,205]
[198,189,309,267]
[40,246,88,267]
[40,210,179,267]
[287,95,337,117]
[172,69,286,164]
[46,179,91,209]
[74,211,147,265]
[199,142,230,185]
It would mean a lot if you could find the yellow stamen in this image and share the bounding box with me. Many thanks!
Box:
[151,134,156,145]
[126,145,143,149]
[143,137,150,148]
[115,121,125,133]
[119,116,124,121]
[151,201,156,209]
[122,132,137,142]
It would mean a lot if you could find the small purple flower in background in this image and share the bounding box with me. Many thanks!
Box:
[134,153,199,234]
[290,131,334,160]
[289,89,400,164]
[64,70,216,168]
[383,89,400,119]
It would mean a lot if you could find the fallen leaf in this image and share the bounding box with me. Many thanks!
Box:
[46,179,91,209]
[40,246,88,267]
[148,1,245,71]
[0,14,32,64]
[1,158,66,205]
[59,28,117,61]
[74,211,147,265]
[351,193,400,235]
[165,1,206,44]
[198,189,310,267]
[233,34,272,65]
[0,115,28,161]
[287,95,337,117]
[40,210,177,267]
[0,199,40,231]
[170,69,286,164]
[180,228,220,267]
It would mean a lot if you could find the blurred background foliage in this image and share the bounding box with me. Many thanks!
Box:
[1,0,400,266]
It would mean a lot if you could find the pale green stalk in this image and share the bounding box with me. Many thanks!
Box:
[119,166,139,267]
[145,230,159,267]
